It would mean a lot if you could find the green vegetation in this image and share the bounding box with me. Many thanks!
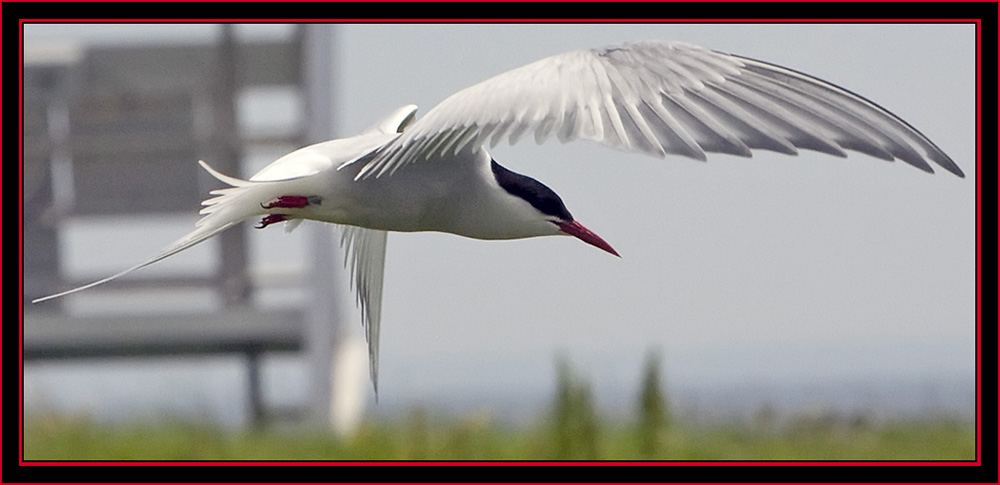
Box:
[21,409,977,461]
[23,353,976,461]
[636,350,670,459]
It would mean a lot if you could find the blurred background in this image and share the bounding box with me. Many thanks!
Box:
[21,23,976,458]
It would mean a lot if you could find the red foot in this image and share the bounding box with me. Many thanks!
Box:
[261,195,316,209]
[256,214,288,229]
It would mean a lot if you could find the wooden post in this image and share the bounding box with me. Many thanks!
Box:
[213,24,251,308]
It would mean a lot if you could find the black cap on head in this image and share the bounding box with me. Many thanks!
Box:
[491,160,573,221]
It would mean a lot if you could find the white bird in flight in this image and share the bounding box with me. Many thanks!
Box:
[33,40,964,394]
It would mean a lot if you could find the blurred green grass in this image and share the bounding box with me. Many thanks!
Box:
[23,411,975,461]
[22,354,976,461]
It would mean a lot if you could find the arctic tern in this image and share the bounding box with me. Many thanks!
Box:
[33,40,964,393]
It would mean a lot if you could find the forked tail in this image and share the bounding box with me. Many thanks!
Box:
[32,161,267,303]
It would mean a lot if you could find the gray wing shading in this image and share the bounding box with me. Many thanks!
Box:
[358,40,962,179]
[340,225,388,396]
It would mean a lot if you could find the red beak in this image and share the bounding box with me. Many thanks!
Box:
[557,220,620,257]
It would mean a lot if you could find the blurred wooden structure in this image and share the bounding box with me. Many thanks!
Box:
[22,25,359,430]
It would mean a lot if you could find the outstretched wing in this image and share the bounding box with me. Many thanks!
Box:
[357,40,963,179]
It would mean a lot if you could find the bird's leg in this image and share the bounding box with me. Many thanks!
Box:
[260,195,321,209]
[255,214,289,229]
[255,195,321,229]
